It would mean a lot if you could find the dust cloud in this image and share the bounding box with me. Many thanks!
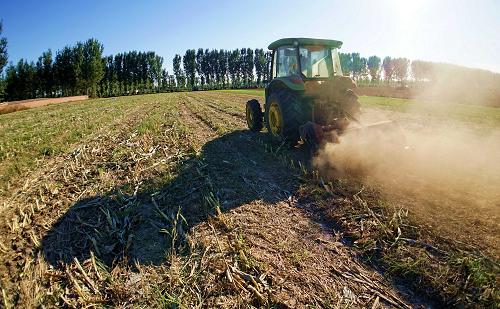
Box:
[414,63,500,107]
[316,123,499,196]
[313,110,500,229]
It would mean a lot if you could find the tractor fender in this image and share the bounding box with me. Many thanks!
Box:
[267,76,305,93]
[265,77,305,103]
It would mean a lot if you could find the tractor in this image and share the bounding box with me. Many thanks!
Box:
[245,38,365,146]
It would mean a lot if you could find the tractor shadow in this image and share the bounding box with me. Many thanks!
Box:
[42,130,304,267]
[41,127,434,307]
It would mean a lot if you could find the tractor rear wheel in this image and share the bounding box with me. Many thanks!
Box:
[246,99,263,132]
[265,88,308,145]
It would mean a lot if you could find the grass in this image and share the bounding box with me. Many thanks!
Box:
[0,91,498,308]
[0,96,165,196]
[359,95,500,127]
[215,88,265,96]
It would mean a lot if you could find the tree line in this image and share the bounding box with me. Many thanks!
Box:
[100,51,164,97]
[170,48,272,91]
[3,38,105,101]
[0,42,418,102]
[0,40,275,101]
[0,21,9,99]
[1,22,495,102]
[339,53,412,84]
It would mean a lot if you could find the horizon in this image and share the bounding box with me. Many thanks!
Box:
[2,0,500,74]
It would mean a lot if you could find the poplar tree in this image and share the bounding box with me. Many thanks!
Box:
[173,54,184,89]
[196,48,205,88]
[81,39,104,97]
[228,49,241,88]
[0,21,7,74]
[392,57,410,84]
[382,56,394,83]
[254,49,265,85]
[367,55,381,82]
[339,53,353,77]
[183,49,196,89]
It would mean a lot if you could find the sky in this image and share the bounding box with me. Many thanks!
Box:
[1,0,500,73]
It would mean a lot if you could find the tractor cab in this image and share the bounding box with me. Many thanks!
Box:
[268,38,344,81]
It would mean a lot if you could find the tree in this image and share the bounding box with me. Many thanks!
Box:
[217,49,228,88]
[367,55,381,82]
[0,21,7,74]
[228,49,241,88]
[361,57,368,80]
[350,53,367,80]
[4,65,16,100]
[35,57,43,97]
[245,48,254,86]
[154,54,164,92]
[113,53,123,94]
[196,48,205,88]
[202,49,211,86]
[173,54,184,89]
[207,49,218,88]
[350,53,361,79]
[4,59,37,100]
[183,49,196,89]
[239,48,247,85]
[382,56,394,83]
[392,57,410,84]
[254,48,266,85]
[339,53,352,77]
[123,52,132,93]
[101,55,114,96]
[160,69,168,91]
[41,50,54,97]
[72,42,85,94]
[55,46,76,96]
[81,39,104,97]
[411,60,433,81]
[224,50,231,86]
[0,21,6,101]
[139,52,146,91]
[264,51,272,82]
[168,74,176,91]
[210,50,220,87]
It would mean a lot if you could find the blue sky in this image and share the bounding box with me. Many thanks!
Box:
[2,0,500,73]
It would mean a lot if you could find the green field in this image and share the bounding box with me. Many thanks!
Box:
[0,92,498,308]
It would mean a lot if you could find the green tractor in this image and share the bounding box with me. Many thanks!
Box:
[246,38,363,146]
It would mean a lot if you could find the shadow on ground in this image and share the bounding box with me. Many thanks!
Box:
[42,130,302,267]
[40,129,435,307]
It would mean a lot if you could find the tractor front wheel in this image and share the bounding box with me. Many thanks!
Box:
[246,99,263,132]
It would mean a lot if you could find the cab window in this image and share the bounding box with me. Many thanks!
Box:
[299,46,334,78]
[276,47,299,77]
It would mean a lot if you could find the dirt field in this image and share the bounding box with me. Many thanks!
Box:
[0,96,88,114]
[0,92,498,307]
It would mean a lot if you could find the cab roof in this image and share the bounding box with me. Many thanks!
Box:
[268,38,343,50]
